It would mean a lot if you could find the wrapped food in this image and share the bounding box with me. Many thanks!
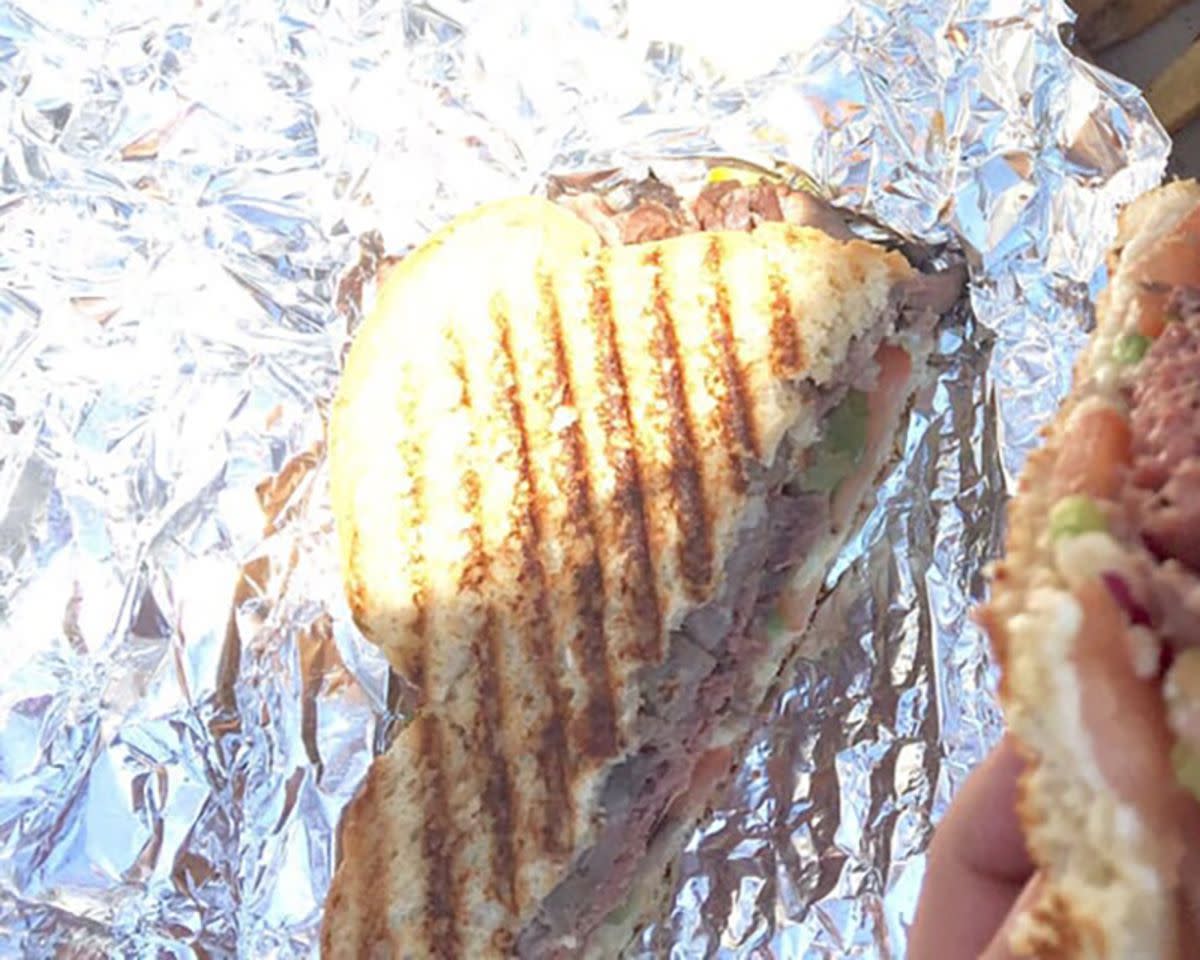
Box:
[324,179,962,957]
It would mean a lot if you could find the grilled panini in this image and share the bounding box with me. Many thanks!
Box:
[325,180,962,958]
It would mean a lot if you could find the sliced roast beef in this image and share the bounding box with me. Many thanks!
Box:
[692,178,855,239]
[695,180,755,231]
[1130,314,1200,497]
[563,173,875,250]
[619,202,688,244]
[1106,296,1200,656]
[1128,312,1200,574]
[898,266,969,315]
[749,180,785,222]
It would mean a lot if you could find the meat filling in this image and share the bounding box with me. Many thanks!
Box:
[1100,292,1200,653]
[560,174,862,246]
[1128,305,1200,576]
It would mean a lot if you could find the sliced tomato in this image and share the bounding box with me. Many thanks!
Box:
[865,343,913,454]
[828,343,913,527]
[1050,404,1132,501]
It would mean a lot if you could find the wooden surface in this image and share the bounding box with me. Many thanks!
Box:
[1092,0,1200,176]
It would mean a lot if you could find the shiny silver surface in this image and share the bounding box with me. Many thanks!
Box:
[0,1,1169,956]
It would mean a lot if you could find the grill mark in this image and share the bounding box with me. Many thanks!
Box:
[395,385,429,691]
[691,284,747,497]
[493,296,574,854]
[407,364,456,955]
[472,610,516,910]
[344,767,390,952]
[766,257,803,378]
[390,376,454,955]
[643,248,712,598]
[344,528,368,626]
[448,333,518,912]
[704,236,759,464]
[417,713,460,960]
[588,255,662,662]
[571,555,616,759]
[541,274,617,764]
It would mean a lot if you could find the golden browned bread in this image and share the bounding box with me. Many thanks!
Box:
[324,195,929,958]
[980,180,1200,959]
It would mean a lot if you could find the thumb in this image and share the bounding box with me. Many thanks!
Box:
[979,874,1043,960]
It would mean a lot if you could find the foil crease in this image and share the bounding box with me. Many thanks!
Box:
[0,0,1169,957]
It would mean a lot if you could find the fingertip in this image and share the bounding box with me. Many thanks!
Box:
[941,735,1034,883]
[979,874,1043,960]
[908,737,1036,960]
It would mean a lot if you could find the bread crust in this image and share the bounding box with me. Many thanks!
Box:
[324,196,921,958]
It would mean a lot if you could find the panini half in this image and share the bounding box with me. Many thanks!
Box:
[324,179,962,958]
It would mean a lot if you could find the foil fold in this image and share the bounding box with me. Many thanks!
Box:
[0,0,1170,956]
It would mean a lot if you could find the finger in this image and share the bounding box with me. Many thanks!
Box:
[939,735,1035,882]
[908,736,1036,960]
[980,874,1043,960]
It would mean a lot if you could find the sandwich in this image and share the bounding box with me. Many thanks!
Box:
[979,179,1200,958]
[323,172,963,958]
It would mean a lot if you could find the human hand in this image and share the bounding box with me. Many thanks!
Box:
[909,736,1037,960]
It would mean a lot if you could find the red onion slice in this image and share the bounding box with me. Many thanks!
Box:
[1101,570,1151,626]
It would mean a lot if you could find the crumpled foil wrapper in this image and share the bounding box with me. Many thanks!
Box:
[0,0,1170,957]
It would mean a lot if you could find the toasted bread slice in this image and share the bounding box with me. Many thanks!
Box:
[325,195,931,958]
